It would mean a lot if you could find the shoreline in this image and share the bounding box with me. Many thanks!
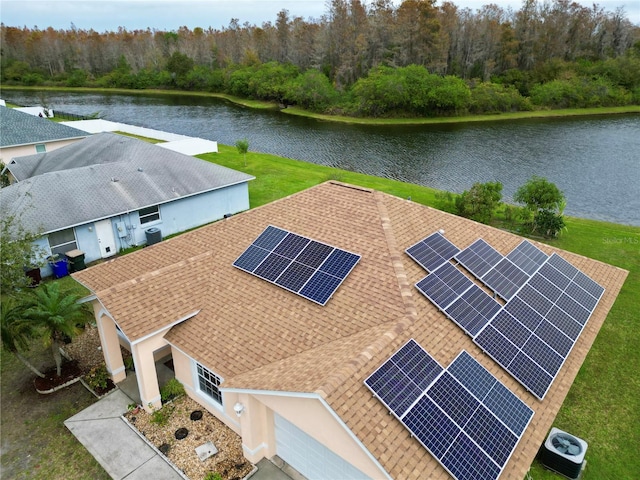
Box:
[3,85,639,126]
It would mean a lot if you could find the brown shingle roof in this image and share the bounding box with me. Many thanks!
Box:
[73,181,628,479]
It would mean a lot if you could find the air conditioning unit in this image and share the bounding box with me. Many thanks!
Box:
[538,427,588,479]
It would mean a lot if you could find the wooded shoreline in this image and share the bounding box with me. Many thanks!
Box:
[4,85,640,126]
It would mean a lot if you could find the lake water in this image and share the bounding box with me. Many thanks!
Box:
[6,91,640,226]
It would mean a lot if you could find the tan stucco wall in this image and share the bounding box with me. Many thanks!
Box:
[171,346,242,436]
[132,332,173,410]
[171,347,384,476]
[93,302,125,383]
[92,298,176,411]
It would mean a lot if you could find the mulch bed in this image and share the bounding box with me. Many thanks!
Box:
[33,360,83,392]
[87,378,117,397]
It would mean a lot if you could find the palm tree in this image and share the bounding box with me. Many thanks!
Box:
[0,296,45,378]
[23,283,87,377]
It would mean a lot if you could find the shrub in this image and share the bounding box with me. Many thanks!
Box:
[85,365,109,390]
[455,182,503,224]
[534,209,566,238]
[204,473,223,480]
[150,404,175,426]
[160,378,185,402]
[469,82,532,113]
[124,356,135,371]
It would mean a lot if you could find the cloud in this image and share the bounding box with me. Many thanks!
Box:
[1,0,637,31]
[1,1,327,31]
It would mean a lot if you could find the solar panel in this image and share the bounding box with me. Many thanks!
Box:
[233,226,360,305]
[455,240,531,302]
[455,239,504,278]
[365,339,443,417]
[473,252,604,399]
[444,285,502,336]
[406,232,460,273]
[366,343,534,480]
[481,258,529,300]
[506,240,548,276]
[415,262,475,311]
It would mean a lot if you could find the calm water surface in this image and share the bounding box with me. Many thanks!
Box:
[6,91,640,226]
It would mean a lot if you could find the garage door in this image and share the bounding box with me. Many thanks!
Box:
[274,413,370,480]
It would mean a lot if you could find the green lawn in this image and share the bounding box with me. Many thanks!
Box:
[202,145,640,480]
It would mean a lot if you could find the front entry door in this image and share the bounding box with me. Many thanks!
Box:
[94,219,117,258]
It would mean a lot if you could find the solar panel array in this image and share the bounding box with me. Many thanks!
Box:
[365,340,534,480]
[475,253,605,399]
[233,225,360,305]
[406,232,460,273]
[408,235,605,400]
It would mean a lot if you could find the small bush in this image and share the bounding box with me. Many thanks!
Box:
[85,365,109,390]
[434,191,456,213]
[150,404,175,426]
[124,356,135,371]
[161,378,185,402]
[204,473,223,480]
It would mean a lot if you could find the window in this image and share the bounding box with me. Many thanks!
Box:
[35,144,46,153]
[197,363,222,405]
[49,228,77,255]
[139,205,160,224]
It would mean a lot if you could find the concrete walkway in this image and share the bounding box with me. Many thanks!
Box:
[65,387,293,480]
[65,389,185,480]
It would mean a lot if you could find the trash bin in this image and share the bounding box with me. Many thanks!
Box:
[65,249,86,272]
[47,254,69,279]
[23,266,42,287]
[145,227,162,246]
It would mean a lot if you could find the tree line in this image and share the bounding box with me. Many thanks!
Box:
[2,0,639,116]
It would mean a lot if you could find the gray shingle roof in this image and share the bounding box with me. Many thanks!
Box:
[0,106,88,148]
[0,132,254,235]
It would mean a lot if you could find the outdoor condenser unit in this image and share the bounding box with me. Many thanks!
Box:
[538,427,588,479]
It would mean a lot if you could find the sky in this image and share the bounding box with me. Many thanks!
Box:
[1,0,638,32]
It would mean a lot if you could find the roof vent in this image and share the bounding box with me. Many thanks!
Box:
[138,167,143,172]
[538,427,588,479]
[110,177,118,182]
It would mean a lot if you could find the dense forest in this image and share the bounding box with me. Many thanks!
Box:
[2,0,639,116]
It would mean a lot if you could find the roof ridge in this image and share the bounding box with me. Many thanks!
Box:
[314,190,418,399]
[314,315,414,399]
[96,251,214,297]
[374,190,418,319]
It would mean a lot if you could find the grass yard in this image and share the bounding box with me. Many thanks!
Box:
[0,330,109,480]
[202,145,640,480]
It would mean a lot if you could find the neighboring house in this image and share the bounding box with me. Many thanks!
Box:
[72,181,627,480]
[0,132,253,277]
[0,106,88,172]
